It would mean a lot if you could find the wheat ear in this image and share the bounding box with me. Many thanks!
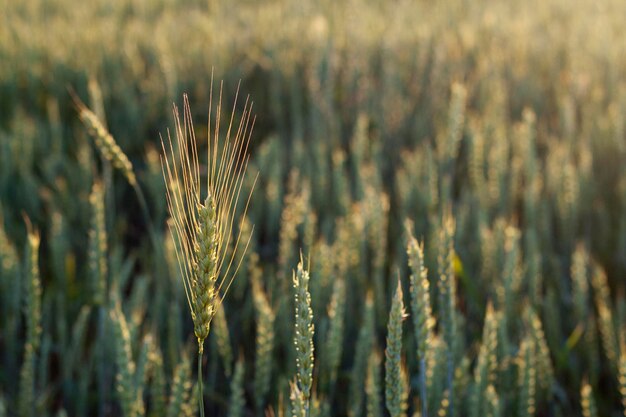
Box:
[161,79,256,417]
[293,258,315,414]
[385,278,408,417]
[405,220,433,417]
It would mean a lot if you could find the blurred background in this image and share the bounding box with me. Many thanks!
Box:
[0,0,625,416]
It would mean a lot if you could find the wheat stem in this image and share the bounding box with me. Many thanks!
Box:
[198,347,205,417]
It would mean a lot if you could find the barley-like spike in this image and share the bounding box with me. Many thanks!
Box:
[385,278,408,417]
[162,84,256,348]
[161,79,256,417]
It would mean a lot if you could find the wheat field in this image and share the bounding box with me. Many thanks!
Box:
[0,0,625,416]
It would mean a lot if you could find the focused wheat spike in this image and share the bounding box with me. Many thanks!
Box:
[161,81,256,415]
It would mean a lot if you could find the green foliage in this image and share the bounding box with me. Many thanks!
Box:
[1,0,626,416]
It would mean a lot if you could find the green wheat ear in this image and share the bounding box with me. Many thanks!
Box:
[385,278,408,417]
[293,258,315,406]
[161,79,256,417]
[72,92,136,186]
[18,225,41,417]
[405,220,433,417]
[581,380,598,417]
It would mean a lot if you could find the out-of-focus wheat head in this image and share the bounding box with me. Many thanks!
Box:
[161,81,256,352]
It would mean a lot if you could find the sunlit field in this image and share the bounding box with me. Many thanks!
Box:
[1,0,625,416]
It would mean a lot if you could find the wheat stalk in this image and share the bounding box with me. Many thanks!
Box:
[161,79,256,417]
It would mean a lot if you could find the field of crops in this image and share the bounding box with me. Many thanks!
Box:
[1,0,625,416]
